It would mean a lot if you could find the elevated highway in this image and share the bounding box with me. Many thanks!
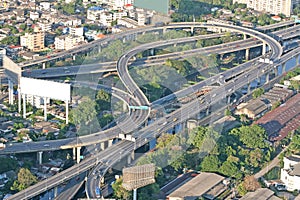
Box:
[5,22,290,199]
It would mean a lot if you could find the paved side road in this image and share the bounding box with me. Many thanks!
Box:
[254,145,289,179]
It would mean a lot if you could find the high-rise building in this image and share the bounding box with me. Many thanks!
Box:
[20,27,45,51]
[233,0,300,17]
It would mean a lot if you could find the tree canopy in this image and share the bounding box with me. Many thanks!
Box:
[11,168,37,192]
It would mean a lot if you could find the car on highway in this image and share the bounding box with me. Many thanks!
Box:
[43,144,49,147]
[173,118,178,122]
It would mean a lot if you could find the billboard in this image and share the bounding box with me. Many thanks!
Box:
[134,0,169,15]
[20,77,70,101]
[122,164,155,190]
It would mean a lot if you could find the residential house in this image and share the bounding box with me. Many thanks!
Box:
[240,188,281,200]
[235,98,269,119]
[281,155,300,191]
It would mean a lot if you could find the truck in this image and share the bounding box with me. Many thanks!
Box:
[0,143,6,149]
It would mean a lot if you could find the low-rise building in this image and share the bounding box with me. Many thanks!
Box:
[87,6,105,21]
[37,20,52,32]
[164,172,226,200]
[69,26,84,36]
[235,99,269,119]
[100,12,113,27]
[54,35,84,50]
[30,11,40,21]
[240,188,281,200]
[281,155,300,192]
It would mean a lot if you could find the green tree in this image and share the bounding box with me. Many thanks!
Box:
[220,160,241,178]
[200,155,220,172]
[70,97,97,126]
[271,101,281,110]
[224,108,231,116]
[111,177,131,200]
[11,168,37,192]
[252,88,264,99]
[230,125,267,149]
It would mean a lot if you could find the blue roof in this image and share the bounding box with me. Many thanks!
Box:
[88,6,103,11]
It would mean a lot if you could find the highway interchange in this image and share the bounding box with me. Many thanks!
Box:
[5,21,300,199]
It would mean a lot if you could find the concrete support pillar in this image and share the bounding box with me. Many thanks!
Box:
[100,142,105,151]
[173,43,177,47]
[42,62,46,69]
[245,48,250,60]
[243,34,247,40]
[76,147,81,164]
[266,73,270,83]
[262,42,267,55]
[127,154,132,165]
[18,88,21,113]
[8,79,13,105]
[54,187,58,198]
[296,55,299,66]
[133,189,137,200]
[44,97,47,121]
[206,107,209,115]
[191,26,194,35]
[72,55,76,61]
[98,46,101,53]
[108,139,113,147]
[37,151,43,165]
[73,147,76,160]
[65,100,69,124]
[22,94,26,118]
[163,27,167,34]
[131,151,135,161]
[150,49,154,56]
[218,28,222,33]
[122,37,126,43]
[220,54,224,60]
[282,62,286,73]
[274,67,278,76]
[227,96,231,104]
[247,83,251,94]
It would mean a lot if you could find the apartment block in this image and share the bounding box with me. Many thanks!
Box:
[54,35,84,50]
[233,0,299,17]
[20,27,45,51]
[69,26,84,36]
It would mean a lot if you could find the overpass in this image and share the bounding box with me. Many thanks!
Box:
[4,22,291,199]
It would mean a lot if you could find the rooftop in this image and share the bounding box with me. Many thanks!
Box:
[167,172,225,200]
[88,6,103,11]
[240,188,278,200]
[289,163,300,176]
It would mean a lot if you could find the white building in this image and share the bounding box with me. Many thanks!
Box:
[39,2,51,10]
[69,26,84,36]
[87,6,105,21]
[30,11,40,20]
[37,20,52,32]
[281,155,300,191]
[100,12,113,27]
[54,35,84,50]
[26,94,50,108]
[112,10,127,21]
[54,35,67,50]
[233,0,300,17]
